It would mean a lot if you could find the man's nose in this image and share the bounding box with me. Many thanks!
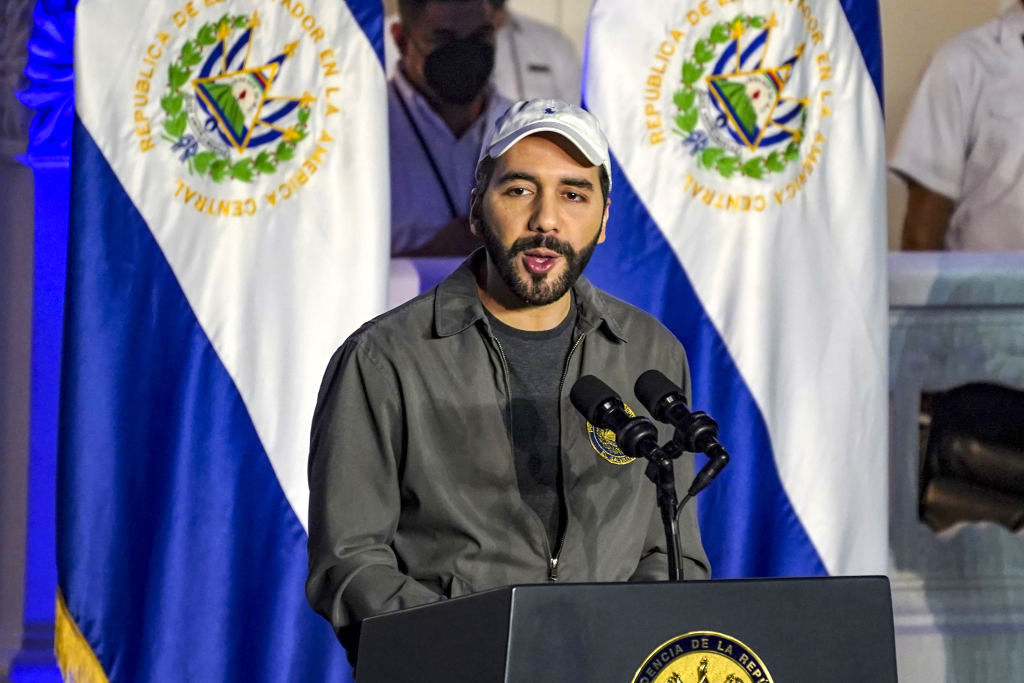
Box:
[530,191,559,233]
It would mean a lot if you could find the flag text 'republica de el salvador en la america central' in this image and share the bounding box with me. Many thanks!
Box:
[583,0,887,578]
[60,1,388,680]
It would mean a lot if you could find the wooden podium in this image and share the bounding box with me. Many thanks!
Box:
[356,576,897,682]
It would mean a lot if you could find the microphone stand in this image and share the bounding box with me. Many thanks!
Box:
[644,452,684,581]
[648,436,728,582]
[645,438,696,581]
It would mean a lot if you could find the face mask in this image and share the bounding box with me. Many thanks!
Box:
[422,35,495,105]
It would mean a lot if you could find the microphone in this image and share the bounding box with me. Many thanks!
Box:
[569,375,666,463]
[573,374,687,581]
[634,369,730,496]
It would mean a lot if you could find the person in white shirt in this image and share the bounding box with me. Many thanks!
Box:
[890,2,1024,251]
[384,2,582,103]
[484,0,582,102]
[389,0,512,256]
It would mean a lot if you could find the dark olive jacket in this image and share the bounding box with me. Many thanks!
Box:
[306,253,709,647]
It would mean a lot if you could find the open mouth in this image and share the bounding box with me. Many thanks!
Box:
[521,249,562,274]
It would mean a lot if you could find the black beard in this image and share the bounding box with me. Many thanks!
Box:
[478,219,602,306]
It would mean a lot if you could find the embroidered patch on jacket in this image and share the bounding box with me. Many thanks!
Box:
[587,402,638,465]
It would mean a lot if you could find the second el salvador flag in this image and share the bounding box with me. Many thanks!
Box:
[584,0,887,577]
[59,0,387,680]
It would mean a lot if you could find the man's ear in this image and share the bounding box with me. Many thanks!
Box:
[469,189,481,236]
[391,20,408,57]
[597,198,610,244]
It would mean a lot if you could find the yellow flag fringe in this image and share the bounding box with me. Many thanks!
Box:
[55,590,109,683]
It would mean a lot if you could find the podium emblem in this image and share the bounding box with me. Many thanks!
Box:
[631,630,774,683]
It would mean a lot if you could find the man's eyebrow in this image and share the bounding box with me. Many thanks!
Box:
[561,177,595,191]
[496,171,539,185]
[495,172,594,191]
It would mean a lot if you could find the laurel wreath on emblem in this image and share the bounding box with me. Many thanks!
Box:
[159,14,311,183]
[672,14,803,180]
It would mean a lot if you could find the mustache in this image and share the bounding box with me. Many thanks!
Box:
[506,234,575,258]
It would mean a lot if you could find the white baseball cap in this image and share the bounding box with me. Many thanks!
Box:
[478,99,612,192]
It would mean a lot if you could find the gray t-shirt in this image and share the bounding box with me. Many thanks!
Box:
[486,301,577,552]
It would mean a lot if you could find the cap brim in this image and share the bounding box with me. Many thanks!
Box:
[486,120,606,168]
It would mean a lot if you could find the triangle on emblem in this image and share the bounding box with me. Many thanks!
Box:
[193,62,279,152]
[707,69,783,149]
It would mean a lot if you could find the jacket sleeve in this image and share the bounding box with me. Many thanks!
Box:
[306,336,443,637]
[630,348,711,581]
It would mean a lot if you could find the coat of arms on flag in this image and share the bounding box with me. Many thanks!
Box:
[129,5,346,214]
[163,13,315,180]
[639,6,836,210]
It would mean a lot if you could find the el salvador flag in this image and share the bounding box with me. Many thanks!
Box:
[583,0,887,578]
[58,1,387,679]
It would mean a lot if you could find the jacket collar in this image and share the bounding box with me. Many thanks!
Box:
[434,249,629,342]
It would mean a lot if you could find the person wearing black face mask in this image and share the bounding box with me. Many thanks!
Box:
[420,31,495,105]
[388,0,512,257]
[382,1,583,103]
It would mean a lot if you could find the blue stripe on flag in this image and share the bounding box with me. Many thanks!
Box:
[839,0,883,103]
[345,0,385,67]
[583,152,828,578]
[58,117,351,681]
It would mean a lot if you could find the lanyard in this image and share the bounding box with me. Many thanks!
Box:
[392,81,460,221]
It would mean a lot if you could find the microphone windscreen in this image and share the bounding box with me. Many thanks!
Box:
[634,369,685,416]
[570,375,617,425]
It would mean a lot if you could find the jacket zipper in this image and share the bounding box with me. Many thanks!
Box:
[490,334,513,431]
[549,331,587,582]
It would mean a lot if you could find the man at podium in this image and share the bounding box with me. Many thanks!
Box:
[306,100,709,660]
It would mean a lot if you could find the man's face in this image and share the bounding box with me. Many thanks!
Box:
[394,1,496,101]
[472,132,609,306]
